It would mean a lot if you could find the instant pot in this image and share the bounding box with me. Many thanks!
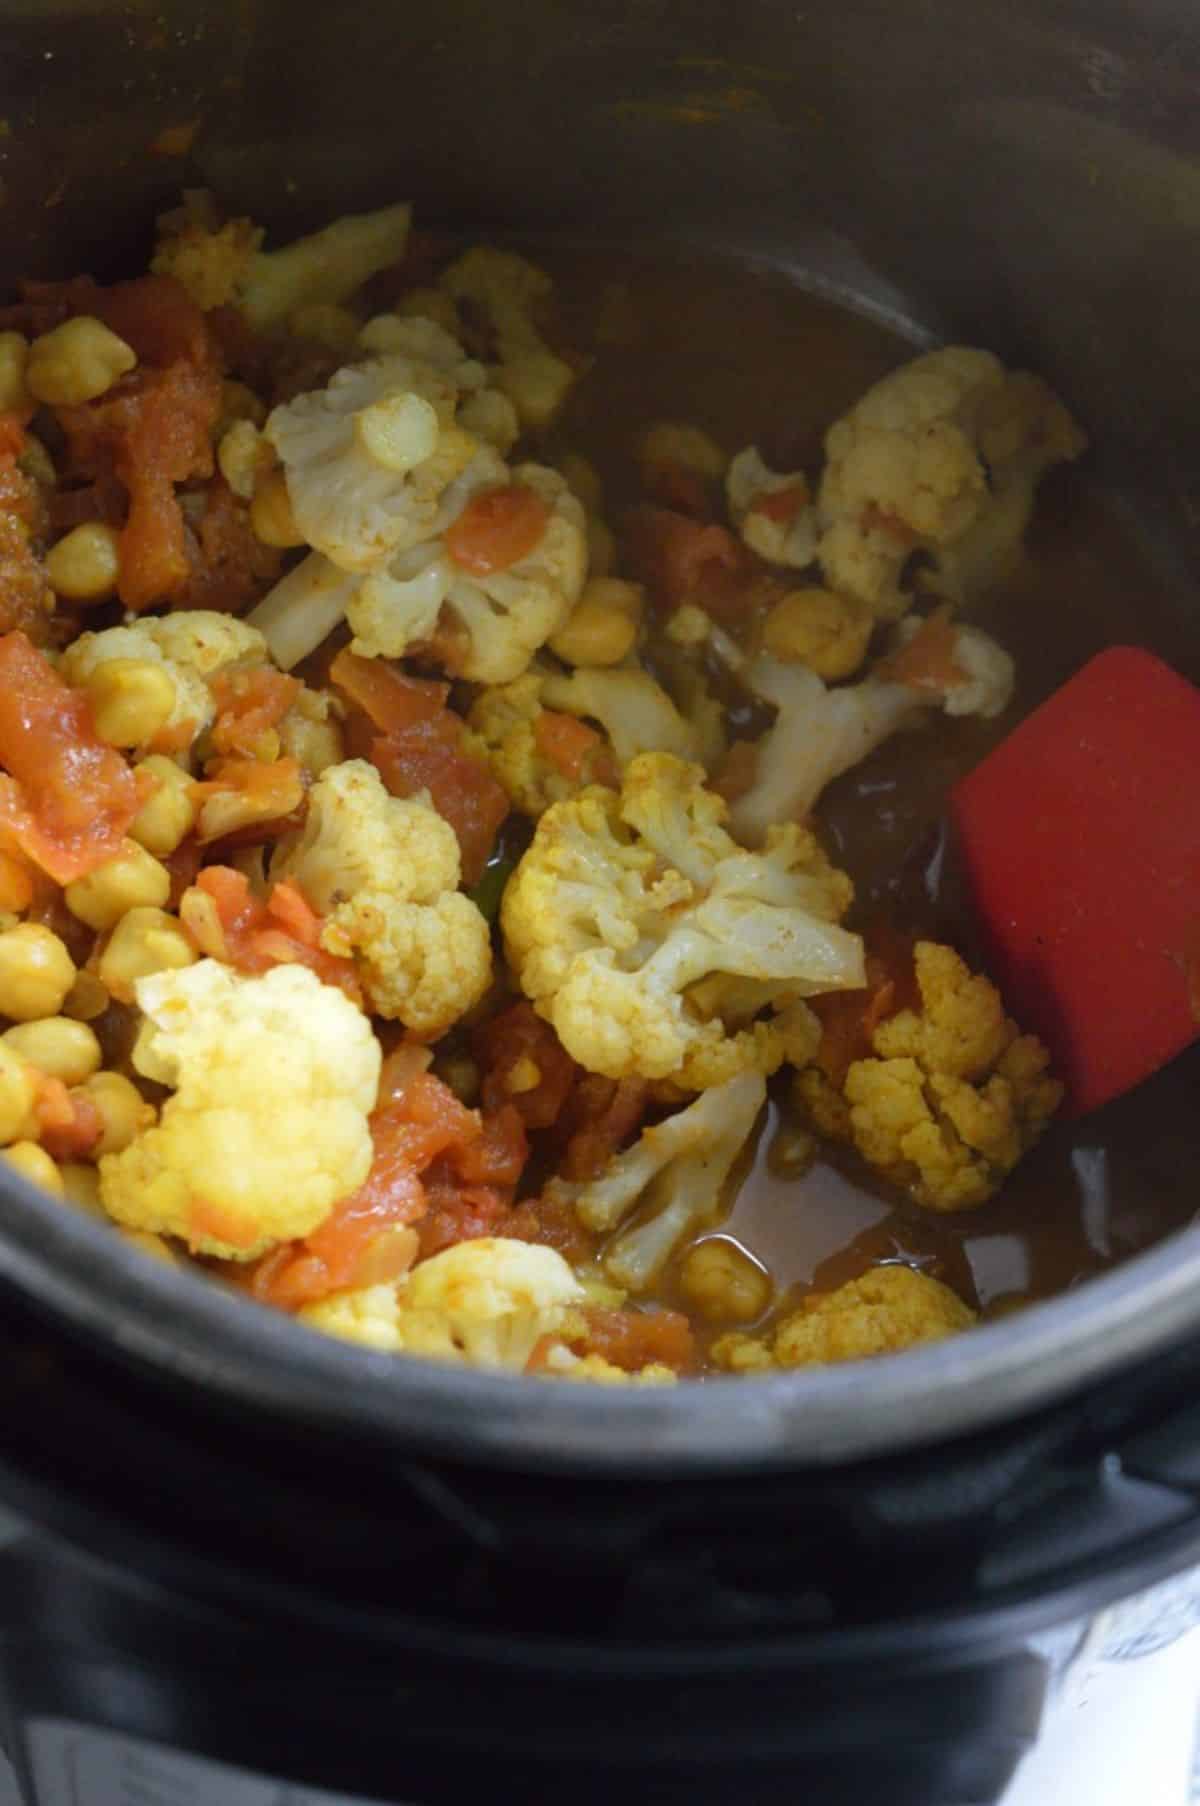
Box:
[1,2,1200,1801]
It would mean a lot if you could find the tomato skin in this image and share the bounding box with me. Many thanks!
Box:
[0,631,140,882]
[444,484,550,576]
[184,866,361,1003]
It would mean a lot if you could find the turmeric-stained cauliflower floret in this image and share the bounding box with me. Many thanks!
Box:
[501,751,864,1088]
[99,960,380,1259]
[713,1264,976,1371]
[545,1070,767,1290]
[726,447,817,568]
[151,198,264,311]
[538,1348,678,1385]
[440,246,578,429]
[60,611,267,753]
[270,759,491,1036]
[725,618,1015,847]
[817,346,1086,618]
[468,662,711,817]
[796,941,1063,1211]
[300,1238,584,1371]
[265,339,505,572]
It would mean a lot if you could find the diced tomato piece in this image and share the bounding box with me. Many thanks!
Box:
[190,756,306,844]
[574,1304,695,1374]
[0,420,55,644]
[751,478,810,524]
[176,478,283,615]
[0,632,140,882]
[444,484,550,576]
[330,648,448,733]
[35,1077,103,1161]
[0,849,34,913]
[210,666,301,759]
[644,459,713,520]
[874,606,965,693]
[622,504,745,610]
[370,721,508,887]
[245,1059,526,1307]
[183,865,361,1002]
[474,1000,579,1130]
[533,710,606,782]
[560,1074,649,1182]
[92,274,212,370]
[810,936,917,1088]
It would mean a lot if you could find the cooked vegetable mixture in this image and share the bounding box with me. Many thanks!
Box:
[0,194,1095,1382]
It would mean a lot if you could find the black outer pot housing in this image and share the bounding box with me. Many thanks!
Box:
[1,1,1200,1801]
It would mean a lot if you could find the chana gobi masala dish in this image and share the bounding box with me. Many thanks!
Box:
[0,194,1185,1385]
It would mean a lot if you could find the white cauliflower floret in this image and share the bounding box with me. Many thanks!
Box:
[724,619,1015,846]
[547,1071,766,1290]
[726,447,817,567]
[466,671,615,817]
[713,1264,976,1372]
[501,752,864,1088]
[246,553,361,673]
[99,961,380,1260]
[541,665,711,769]
[270,760,491,1036]
[818,346,1086,618]
[301,1239,584,1372]
[265,351,507,573]
[236,201,412,332]
[441,246,578,428]
[346,463,586,682]
[60,612,266,750]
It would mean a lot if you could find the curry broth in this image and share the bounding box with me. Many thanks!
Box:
[535,242,1200,1349]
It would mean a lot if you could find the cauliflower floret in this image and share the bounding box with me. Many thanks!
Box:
[713,1264,975,1371]
[818,346,1086,618]
[265,350,506,573]
[99,961,380,1259]
[270,760,491,1035]
[237,201,412,333]
[795,941,1063,1211]
[346,463,586,682]
[246,553,361,673]
[724,619,1015,846]
[441,246,577,429]
[60,612,266,751]
[538,1347,678,1385]
[301,1239,584,1372]
[151,205,264,311]
[468,663,712,818]
[726,447,817,567]
[546,1071,766,1290]
[501,752,864,1087]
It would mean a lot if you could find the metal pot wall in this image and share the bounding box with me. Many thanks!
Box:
[0,3,1198,1802]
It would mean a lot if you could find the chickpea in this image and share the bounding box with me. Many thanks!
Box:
[0,1044,36,1146]
[586,515,616,579]
[549,578,643,667]
[217,419,274,500]
[62,971,110,1023]
[45,523,121,603]
[129,755,198,857]
[98,906,196,1004]
[3,1018,102,1086]
[0,331,30,412]
[1,1141,64,1197]
[250,470,305,547]
[761,587,875,682]
[356,393,440,474]
[59,1161,105,1215]
[18,433,58,491]
[77,1071,154,1155]
[64,842,172,932]
[679,1237,773,1324]
[84,658,178,749]
[0,923,76,1022]
[558,452,604,515]
[637,421,725,481]
[26,315,137,406]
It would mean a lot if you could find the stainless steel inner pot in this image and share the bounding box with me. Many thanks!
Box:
[0,0,1198,1473]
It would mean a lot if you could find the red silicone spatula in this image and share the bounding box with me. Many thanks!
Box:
[949,645,1200,1117]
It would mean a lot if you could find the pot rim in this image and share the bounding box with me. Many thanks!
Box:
[2,1166,1198,1475]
